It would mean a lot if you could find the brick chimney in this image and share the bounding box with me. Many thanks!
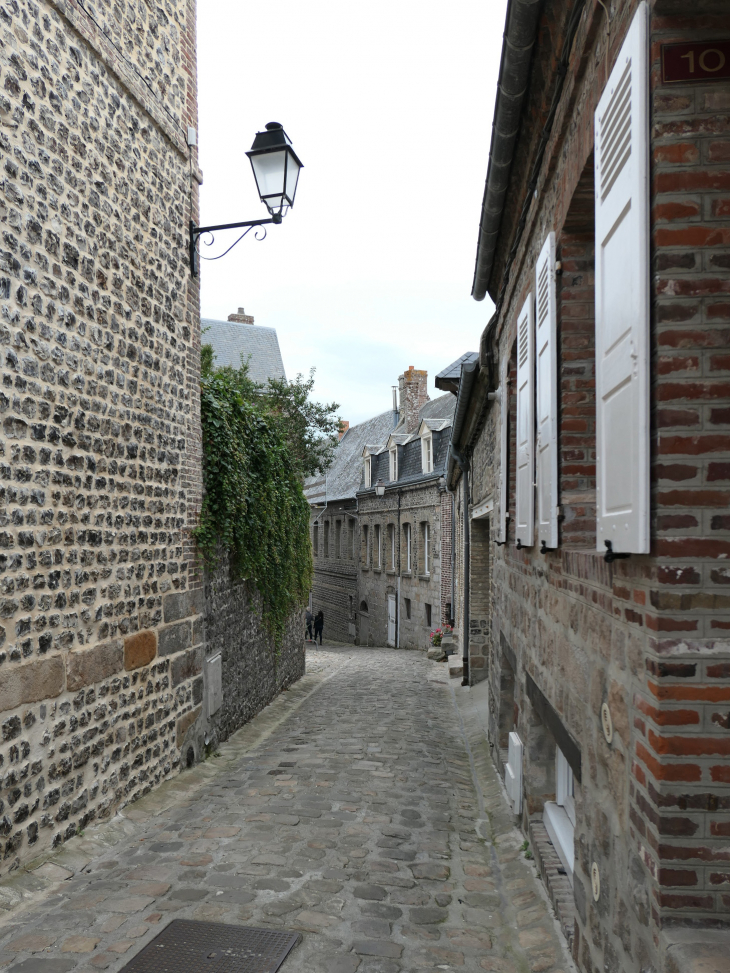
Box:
[228,307,254,325]
[398,366,429,433]
[339,421,350,440]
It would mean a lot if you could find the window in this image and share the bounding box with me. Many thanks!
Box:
[389,447,398,481]
[421,522,430,575]
[543,746,576,883]
[425,603,432,627]
[324,521,330,557]
[362,524,369,566]
[363,455,372,488]
[335,519,342,557]
[404,597,411,620]
[350,519,356,558]
[421,433,433,474]
[313,524,319,556]
[404,523,412,572]
[389,524,396,569]
[374,524,381,568]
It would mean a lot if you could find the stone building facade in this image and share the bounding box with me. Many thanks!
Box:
[305,366,461,650]
[0,0,305,880]
[448,2,730,971]
[358,369,457,650]
[305,410,395,644]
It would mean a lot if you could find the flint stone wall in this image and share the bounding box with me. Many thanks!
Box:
[203,555,305,746]
[0,0,208,879]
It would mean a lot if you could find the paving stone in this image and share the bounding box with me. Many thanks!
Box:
[8,934,58,953]
[60,938,101,954]
[10,958,82,973]
[167,889,208,902]
[353,885,387,901]
[353,941,403,958]
[408,906,449,924]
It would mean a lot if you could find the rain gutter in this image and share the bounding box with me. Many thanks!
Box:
[471,0,543,302]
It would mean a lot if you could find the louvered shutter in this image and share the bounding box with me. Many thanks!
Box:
[515,294,535,547]
[536,232,558,550]
[498,354,508,545]
[594,1,649,554]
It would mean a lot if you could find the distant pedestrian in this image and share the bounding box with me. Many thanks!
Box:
[305,609,314,641]
[314,610,324,645]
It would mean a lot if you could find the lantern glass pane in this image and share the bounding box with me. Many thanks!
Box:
[285,150,301,206]
[250,149,287,206]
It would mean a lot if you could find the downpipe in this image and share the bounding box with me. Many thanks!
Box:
[451,447,470,687]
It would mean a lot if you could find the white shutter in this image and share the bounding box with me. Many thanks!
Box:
[594,2,650,554]
[515,294,535,547]
[536,232,559,550]
[498,355,509,545]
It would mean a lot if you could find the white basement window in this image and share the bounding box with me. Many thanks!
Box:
[543,747,576,884]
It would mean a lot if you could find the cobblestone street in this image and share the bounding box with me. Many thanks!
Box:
[0,648,572,973]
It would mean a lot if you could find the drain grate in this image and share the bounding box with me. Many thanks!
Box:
[119,919,301,973]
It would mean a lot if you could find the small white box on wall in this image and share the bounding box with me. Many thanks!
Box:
[505,731,523,815]
[208,653,222,715]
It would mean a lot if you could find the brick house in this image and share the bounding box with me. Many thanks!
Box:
[447,1,730,970]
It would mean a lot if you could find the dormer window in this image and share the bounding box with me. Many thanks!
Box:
[421,432,433,474]
[364,454,372,488]
[389,447,398,481]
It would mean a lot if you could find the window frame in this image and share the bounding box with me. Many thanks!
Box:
[374,524,381,569]
[404,523,412,573]
[389,447,398,481]
[363,454,372,489]
[421,432,433,474]
[422,522,430,576]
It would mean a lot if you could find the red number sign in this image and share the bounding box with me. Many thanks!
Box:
[662,40,730,84]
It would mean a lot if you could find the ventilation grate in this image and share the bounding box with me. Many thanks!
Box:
[518,312,529,368]
[599,60,632,201]
[118,920,301,973]
[537,261,549,328]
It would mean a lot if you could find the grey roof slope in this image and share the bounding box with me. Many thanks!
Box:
[435,351,479,393]
[202,318,286,384]
[304,410,396,503]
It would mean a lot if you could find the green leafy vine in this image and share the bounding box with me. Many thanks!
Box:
[194,350,338,642]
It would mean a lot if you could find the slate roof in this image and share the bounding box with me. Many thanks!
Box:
[435,351,479,393]
[303,410,397,504]
[202,318,286,384]
[366,393,456,489]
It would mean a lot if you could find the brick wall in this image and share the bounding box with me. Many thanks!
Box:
[451,1,730,970]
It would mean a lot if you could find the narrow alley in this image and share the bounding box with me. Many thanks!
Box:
[0,649,571,973]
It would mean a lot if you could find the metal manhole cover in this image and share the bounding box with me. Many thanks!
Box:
[119,919,301,973]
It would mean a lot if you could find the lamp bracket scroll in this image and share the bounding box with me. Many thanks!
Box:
[189,216,280,278]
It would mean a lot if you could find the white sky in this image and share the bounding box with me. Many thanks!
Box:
[197,1,506,425]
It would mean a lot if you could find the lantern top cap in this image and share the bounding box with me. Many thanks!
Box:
[248,122,302,167]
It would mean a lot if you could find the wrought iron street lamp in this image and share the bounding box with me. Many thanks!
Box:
[375,481,386,497]
[189,122,303,277]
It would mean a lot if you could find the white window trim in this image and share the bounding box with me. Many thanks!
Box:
[364,455,372,489]
[423,523,430,576]
[390,524,396,569]
[375,525,381,568]
[405,523,412,572]
[389,447,398,481]
[421,433,433,474]
[543,747,575,884]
